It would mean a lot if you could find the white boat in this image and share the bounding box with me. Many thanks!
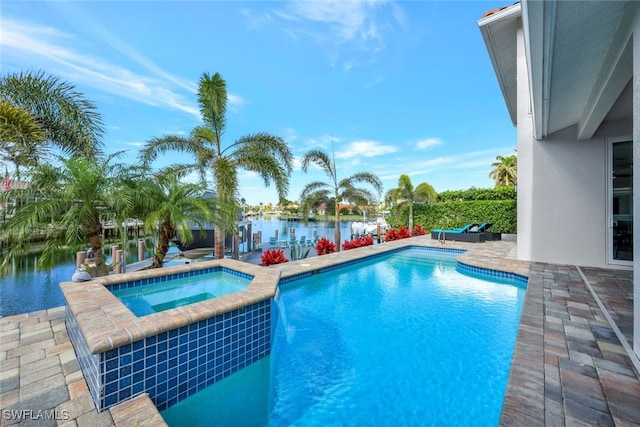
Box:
[351,211,389,236]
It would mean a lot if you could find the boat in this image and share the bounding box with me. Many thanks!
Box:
[172,191,252,259]
[174,226,215,258]
[351,211,390,237]
[174,220,251,259]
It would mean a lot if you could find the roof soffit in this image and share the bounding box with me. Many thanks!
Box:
[527,1,635,140]
[477,3,521,127]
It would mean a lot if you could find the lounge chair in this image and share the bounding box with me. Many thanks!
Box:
[473,222,493,233]
[431,222,501,242]
[268,237,278,249]
[432,223,478,234]
[474,222,501,240]
[431,223,485,242]
[299,236,307,246]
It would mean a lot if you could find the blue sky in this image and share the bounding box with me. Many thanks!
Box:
[1,0,515,206]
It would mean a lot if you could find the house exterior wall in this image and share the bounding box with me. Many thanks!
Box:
[526,124,631,268]
[515,18,633,269]
[515,19,534,261]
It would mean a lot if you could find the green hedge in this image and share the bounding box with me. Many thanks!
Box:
[388,200,516,233]
[437,186,516,202]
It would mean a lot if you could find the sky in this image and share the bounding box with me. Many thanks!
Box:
[1,0,516,206]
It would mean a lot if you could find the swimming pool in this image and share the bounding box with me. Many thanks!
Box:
[111,270,251,316]
[161,248,526,426]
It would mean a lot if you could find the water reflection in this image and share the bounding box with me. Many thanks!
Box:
[0,237,156,317]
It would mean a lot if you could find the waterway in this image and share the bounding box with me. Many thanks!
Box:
[0,218,354,317]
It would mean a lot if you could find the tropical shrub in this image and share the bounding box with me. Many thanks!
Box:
[339,207,350,215]
[385,226,412,241]
[412,224,426,236]
[260,249,288,266]
[315,237,336,255]
[389,200,516,234]
[290,244,310,261]
[342,236,374,250]
[437,186,516,202]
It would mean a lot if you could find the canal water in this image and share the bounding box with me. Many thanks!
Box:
[0,218,353,317]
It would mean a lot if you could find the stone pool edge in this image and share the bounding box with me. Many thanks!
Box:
[60,259,280,354]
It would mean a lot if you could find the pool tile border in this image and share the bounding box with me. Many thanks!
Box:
[106,266,254,292]
[457,261,528,284]
[100,300,271,411]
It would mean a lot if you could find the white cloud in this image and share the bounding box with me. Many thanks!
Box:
[1,19,202,119]
[257,0,404,69]
[335,140,397,159]
[1,17,245,119]
[286,1,374,41]
[226,94,247,113]
[415,137,443,149]
[281,127,299,143]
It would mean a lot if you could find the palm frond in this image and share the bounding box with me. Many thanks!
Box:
[301,149,335,179]
[139,135,194,165]
[0,70,104,158]
[198,72,226,148]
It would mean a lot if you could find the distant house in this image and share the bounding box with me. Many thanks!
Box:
[1,179,30,220]
[478,2,638,356]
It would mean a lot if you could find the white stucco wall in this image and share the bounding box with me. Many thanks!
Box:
[526,126,609,267]
[515,20,534,261]
[520,119,632,268]
[515,23,633,269]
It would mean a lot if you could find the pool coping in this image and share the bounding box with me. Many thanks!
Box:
[60,259,280,354]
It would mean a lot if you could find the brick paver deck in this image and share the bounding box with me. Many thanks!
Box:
[1,237,638,426]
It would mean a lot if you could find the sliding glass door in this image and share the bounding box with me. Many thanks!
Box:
[608,139,633,264]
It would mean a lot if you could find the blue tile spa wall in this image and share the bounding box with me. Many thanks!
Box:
[66,306,102,409]
[68,299,272,412]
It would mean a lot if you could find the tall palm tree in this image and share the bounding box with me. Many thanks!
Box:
[0,152,136,275]
[489,154,517,187]
[386,174,437,232]
[299,149,383,250]
[140,72,293,259]
[0,70,104,170]
[132,171,232,269]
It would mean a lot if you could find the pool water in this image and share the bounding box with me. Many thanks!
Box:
[161,249,526,426]
[112,271,251,316]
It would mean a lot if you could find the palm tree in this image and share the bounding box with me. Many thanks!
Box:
[386,174,437,232]
[140,72,293,259]
[132,171,231,269]
[489,154,517,187]
[299,149,382,250]
[0,101,46,171]
[0,152,136,275]
[0,70,104,171]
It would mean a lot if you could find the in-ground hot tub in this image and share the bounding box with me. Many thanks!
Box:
[111,269,252,316]
[61,259,280,412]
